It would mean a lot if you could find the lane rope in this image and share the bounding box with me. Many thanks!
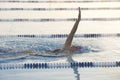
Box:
[0,7,120,11]
[0,0,120,3]
[0,33,120,38]
[0,18,120,22]
[0,61,120,70]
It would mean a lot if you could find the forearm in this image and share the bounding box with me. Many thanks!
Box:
[63,7,81,50]
[70,19,80,35]
[63,18,80,49]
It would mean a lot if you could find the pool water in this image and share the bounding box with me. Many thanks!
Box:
[0,37,120,80]
[0,67,120,80]
[0,37,120,63]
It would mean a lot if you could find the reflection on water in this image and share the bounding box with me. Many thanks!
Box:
[0,66,120,80]
[67,55,80,80]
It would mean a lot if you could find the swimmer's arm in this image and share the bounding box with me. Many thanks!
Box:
[63,7,81,50]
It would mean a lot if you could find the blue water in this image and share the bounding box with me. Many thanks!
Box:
[0,66,120,80]
[0,37,120,63]
[0,37,120,80]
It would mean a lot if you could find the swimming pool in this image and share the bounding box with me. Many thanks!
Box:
[0,36,120,80]
[0,0,120,79]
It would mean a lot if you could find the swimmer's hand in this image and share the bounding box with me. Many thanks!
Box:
[78,7,81,20]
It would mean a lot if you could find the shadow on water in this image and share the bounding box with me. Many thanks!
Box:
[67,55,80,80]
[65,45,101,80]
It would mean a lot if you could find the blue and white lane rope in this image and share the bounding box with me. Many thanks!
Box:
[0,61,120,70]
[0,18,120,22]
[0,33,120,38]
[0,7,120,11]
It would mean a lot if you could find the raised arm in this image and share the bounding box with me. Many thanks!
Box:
[63,7,81,50]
